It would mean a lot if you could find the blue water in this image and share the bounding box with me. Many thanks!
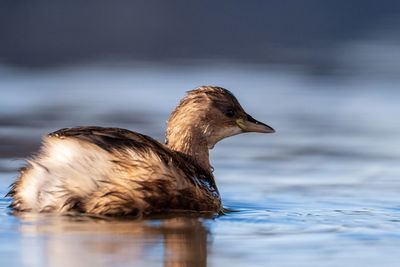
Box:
[1,62,400,266]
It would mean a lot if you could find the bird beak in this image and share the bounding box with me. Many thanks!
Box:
[236,114,275,133]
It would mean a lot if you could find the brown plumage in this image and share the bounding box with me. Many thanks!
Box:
[7,86,274,216]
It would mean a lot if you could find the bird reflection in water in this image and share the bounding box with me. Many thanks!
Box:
[16,212,211,266]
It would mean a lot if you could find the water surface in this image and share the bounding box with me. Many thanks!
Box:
[1,63,400,266]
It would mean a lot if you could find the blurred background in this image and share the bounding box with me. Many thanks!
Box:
[1,0,400,156]
[2,0,400,75]
[1,1,400,266]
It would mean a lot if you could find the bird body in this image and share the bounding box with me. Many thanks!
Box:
[8,86,274,216]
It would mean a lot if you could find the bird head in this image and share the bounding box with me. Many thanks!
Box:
[166,86,274,149]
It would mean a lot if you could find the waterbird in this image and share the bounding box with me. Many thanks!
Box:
[7,86,274,216]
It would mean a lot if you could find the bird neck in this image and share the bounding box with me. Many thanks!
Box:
[166,126,212,172]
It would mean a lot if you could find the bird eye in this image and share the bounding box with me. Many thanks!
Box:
[224,108,235,118]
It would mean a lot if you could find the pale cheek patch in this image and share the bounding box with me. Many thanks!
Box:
[208,126,242,148]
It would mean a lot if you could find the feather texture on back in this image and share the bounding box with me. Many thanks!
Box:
[8,127,220,216]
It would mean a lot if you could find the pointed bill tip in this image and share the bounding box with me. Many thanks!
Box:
[236,115,275,134]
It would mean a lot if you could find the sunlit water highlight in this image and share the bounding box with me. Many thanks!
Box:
[0,62,400,266]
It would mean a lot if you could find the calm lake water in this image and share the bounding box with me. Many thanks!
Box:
[1,62,400,266]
